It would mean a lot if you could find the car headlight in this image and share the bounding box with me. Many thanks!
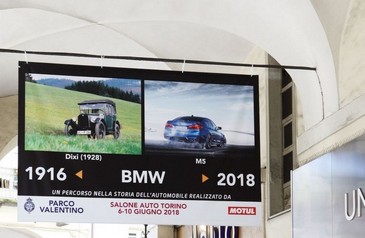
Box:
[89,116,97,123]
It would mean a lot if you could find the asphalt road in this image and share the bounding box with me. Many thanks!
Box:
[144,140,256,158]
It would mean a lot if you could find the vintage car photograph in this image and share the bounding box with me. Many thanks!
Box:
[24,73,142,154]
[64,99,121,139]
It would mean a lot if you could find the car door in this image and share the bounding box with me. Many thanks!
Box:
[104,104,114,131]
[207,119,222,142]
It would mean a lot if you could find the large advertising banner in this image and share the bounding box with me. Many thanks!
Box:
[18,62,261,226]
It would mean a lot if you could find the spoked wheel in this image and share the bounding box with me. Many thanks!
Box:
[95,122,106,139]
[64,124,75,136]
[114,123,120,139]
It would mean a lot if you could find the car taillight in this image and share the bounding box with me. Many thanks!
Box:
[187,124,203,130]
[165,123,174,128]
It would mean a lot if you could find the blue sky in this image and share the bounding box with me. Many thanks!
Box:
[31,73,114,82]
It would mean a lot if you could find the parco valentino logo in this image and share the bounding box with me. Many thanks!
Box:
[24,198,35,213]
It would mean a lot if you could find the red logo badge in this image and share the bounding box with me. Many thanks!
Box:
[228,206,256,215]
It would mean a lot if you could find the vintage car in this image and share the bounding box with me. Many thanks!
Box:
[64,99,121,139]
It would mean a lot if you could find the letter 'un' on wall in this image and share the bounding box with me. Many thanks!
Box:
[344,188,365,221]
[293,135,365,238]
[17,62,262,226]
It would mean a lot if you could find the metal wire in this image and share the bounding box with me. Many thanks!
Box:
[0,48,316,71]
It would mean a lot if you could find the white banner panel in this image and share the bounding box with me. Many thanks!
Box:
[18,196,262,226]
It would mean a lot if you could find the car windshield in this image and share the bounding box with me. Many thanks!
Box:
[79,103,107,114]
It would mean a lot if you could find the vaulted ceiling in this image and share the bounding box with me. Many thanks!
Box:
[0,0,353,155]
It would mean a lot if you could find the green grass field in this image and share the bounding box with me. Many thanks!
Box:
[24,82,142,154]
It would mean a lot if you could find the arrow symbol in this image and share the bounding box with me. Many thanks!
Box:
[202,174,209,183]
[75,170,83,179]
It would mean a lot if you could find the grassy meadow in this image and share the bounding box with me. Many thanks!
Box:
[24,82,142,154]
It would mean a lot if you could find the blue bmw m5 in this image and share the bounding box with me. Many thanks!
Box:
[163,115,226,149]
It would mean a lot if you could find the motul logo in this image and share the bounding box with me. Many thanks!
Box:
[228,206,256,215]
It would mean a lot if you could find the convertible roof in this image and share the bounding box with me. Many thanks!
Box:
[78,99,116,108]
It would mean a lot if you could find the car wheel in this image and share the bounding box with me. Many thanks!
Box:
[217,138,226,147]
[64,124,74,136]
[114,124,120,139]
[95,122,106,139]
[167,138,176,146]
[205,134,212,149]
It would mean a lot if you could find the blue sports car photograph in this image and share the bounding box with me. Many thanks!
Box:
[163,115,226,149]
[144,80,255,154]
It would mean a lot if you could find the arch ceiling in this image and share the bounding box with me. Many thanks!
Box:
[0,0,339,132]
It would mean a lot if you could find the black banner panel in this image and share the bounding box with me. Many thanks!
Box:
[18,62,261,226]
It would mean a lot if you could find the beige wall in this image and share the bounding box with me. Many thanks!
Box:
[176,226,193,238]
[297,0,365,162]
[0,95,17,158]
[338,0,365,106]
[157,225,174,238]
[271,1,365,238]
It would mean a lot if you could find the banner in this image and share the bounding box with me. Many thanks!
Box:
[18,62,261,226]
